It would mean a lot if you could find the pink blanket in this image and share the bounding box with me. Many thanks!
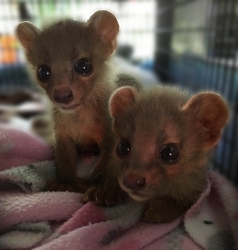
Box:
[0,125,53,171]
[0,126,237,250]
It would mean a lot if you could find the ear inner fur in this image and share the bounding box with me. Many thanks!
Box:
[87,10,119,56]
[182,92,228,148]
[109,86,138,119]
[16,22,41,50]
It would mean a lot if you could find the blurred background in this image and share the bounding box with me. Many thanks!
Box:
[0,0,237,186]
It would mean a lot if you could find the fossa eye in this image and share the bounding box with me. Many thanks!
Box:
[160,143,179,163]
[38,65,51,82]
[75,58,92,75]
[117,139,131,157]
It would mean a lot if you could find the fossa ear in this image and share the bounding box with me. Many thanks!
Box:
[87,10,119,56]
[16,21,41,50]
[182,92,228,148]
[109,86,138,119]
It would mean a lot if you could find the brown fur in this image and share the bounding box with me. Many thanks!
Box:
[16,10,138,204]
[109,85,228,222]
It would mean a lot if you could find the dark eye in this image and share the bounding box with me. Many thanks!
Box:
[160,143,179,163]
[75,58,92,75]
[117,140,130,157]
[38,65,51,82]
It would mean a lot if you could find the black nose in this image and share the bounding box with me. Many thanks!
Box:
[53,87,73,104]
[123,172,146,191]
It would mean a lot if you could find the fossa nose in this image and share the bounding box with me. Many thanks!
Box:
[123,171,146,191]
[53,87,74,104]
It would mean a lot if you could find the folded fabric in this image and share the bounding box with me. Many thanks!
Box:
[0,161,55,192]
[0,160,237,250]
[0,125,53,171]
[0,222,51,249]
[0,126,237,250]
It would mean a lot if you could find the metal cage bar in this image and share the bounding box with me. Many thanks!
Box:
[155,0,238,186]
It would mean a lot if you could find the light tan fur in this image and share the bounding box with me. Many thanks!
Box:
[109,85,228,222]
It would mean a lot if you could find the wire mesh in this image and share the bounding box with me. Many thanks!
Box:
[155,0,238,185]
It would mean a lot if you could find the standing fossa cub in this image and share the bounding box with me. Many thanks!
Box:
[16,10,139,206]
[109,86,228,222]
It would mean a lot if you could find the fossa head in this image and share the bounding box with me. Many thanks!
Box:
[109,86,228,202]
[16,10,119,111]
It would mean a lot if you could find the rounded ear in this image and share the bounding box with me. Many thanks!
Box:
[109,86,138,119]
[16,21,41,50]
[87,10,119,56]
[182,92,229,148]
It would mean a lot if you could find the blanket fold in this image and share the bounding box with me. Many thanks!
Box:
[0,161,55,192]
[0,126,237,250]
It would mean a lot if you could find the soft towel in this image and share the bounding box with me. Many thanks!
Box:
[0,126,237,250]
[0,125,53,171]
